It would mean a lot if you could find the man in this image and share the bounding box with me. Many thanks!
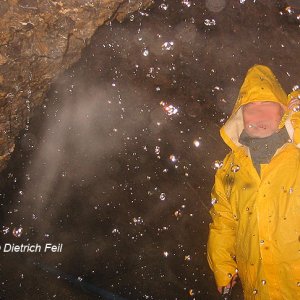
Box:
[207,64,300,299]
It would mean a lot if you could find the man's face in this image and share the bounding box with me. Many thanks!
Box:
[242,101,284,138]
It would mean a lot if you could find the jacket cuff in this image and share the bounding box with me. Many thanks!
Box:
[214,266,237,287]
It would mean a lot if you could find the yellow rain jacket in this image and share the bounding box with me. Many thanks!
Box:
[207,64,300,299]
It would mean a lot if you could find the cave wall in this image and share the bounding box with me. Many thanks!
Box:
[0,0,153,172]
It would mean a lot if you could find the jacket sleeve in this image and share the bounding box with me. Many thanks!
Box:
[207,155,238,287]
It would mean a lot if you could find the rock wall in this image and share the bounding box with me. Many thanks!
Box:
[0,0,153,172]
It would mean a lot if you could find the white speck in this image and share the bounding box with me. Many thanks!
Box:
[159,3,168,10]
[2,226,10,235]
[160,193,166,201]
[292,85,299,91]
[182,0,192,7]
[112,228,120,234]
[163,251,169,257]
[155,146,160,155]
[169,154,177,162]
[12,227,23,238]
[293,105,300,112]
[204,19,216,26]
[193,140,201,147]
[211,198,218,205]
[231,165,240,173]
[142,49,149,56]
[133,217,144,225]
[212,160,223,170]
[161,41,174,51]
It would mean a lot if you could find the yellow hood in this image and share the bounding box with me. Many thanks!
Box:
[220,64,292,150]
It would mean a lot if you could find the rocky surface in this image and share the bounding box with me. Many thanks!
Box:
[0,0,153,172]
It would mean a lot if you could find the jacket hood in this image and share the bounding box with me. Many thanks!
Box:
[220,64,295,150]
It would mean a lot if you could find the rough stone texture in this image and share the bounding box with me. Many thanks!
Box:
[0,0,153,172]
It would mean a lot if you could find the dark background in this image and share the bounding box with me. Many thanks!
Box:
[1,0,299,299]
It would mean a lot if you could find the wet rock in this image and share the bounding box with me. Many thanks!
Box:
[0,0,153,172]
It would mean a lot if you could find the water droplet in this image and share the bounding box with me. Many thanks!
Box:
[182,0,192,7]
[163,251,169,257]
[160,193,166,201]
[297,282,300,287]
[189,289,195,296]
[169,154,177,162]
[155,146,160,155]
[292,85,300,91]
[211,198,218,205]
[161,41,174,51]
[12,226,23,238]
[18,190,23,195]
[212,160,223,170]
[293,105,300,112]
[260,240,264,245]
[174,210,182,218]
[285,6,294,14]
[161,102,179,115]
[261,280,266,285]
[253,289,258,295]
[133,217,144,225]
[231,165,240,173]
[159,3,168,10]
[204,19,216,26]
[112,228,120,234]
[228,273,232,278]
[185,255,191,261]
[2,226,10,235]
[142,49,149,56]
[193,140,201,147]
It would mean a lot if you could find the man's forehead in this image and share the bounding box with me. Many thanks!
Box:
[243,101,281,109]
